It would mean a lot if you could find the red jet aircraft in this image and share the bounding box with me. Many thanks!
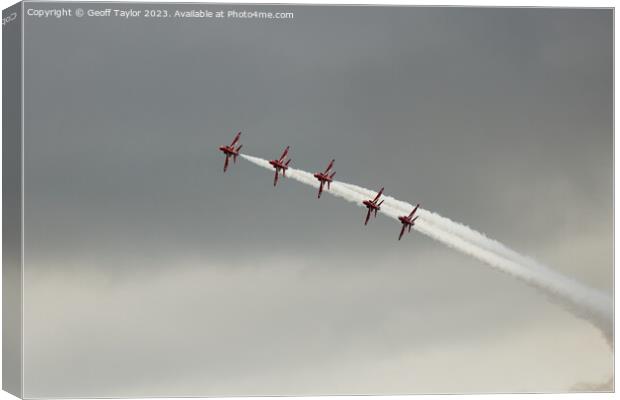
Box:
[398,204,420,240]
[362,187,384,225]
[313,159,336,198]
[218,132,242,172]
[269,146,291,187]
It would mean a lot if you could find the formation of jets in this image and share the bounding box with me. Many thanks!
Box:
[219,132,420,240]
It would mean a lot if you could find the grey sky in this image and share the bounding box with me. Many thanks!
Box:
[21,4,612,397]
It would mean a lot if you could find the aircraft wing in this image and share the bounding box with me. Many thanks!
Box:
[324,159,335,173]
[373,187,384,202]
[364,208,372,225]
[230,132,241,146]
[399,225,406,240]
[279,146,290,161]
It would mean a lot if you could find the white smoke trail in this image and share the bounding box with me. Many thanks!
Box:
[241,154,613,341]
[340,182,546,271]
[338,182,614,339]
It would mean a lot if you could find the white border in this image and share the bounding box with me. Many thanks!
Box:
[1,1,616,400]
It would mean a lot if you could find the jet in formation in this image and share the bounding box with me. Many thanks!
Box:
[362,187,384,225]
[398,204,420,240]
[313,159,336,198]
[269,146,291,187]
[218,132,242,172]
